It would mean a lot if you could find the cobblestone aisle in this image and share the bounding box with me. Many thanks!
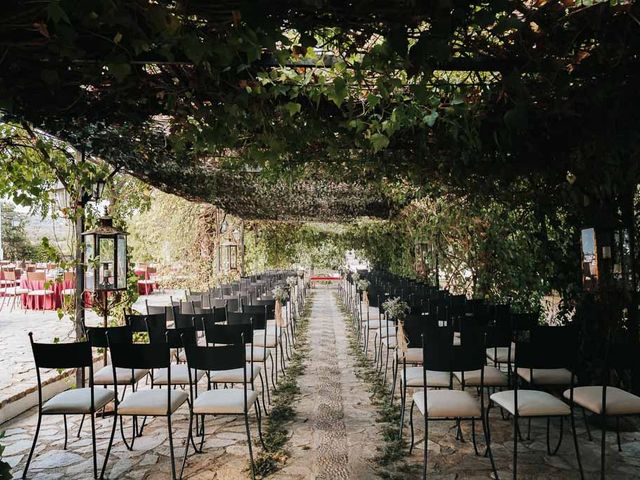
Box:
[279,287,380,480]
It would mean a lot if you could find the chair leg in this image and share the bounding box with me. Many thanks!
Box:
[258,371,269,414]
[180,412,195,479]
[482,408,499,479]
[256,401,266,449]
[471,418,479,455]
[398,379,406,441]
[615,416,622,452]
[167,415,177,480]
[244,412,256,480]
[582,407,593,441]
[269,350,276,388]
[547,416,564,455]
[513,413,519,480]
[22,412,42,479]
[390,356,398,404]
[63,414,68,449]
[600,411,606,480]
[423,415,429,480]
[77,414,85,438]
[570,408,585,480]
[100,414,118,479]
[90,414,98,479]
[409,400,416,454]
[119,415,135,450]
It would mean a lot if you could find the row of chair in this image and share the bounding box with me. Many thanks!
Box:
[342,270,640,480]
[22,270,305,480]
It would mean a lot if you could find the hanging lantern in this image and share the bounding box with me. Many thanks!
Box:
[580,203,632,293]
[82,217,128,292]
[219,240,238,272]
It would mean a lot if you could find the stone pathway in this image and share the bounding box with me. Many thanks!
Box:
[278,288,380,479]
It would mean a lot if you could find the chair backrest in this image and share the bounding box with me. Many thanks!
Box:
[146,301,177,322]
[180,299,202,315]
[174,312,210,331]
[86,325,133,348]
[511,312,539,332]
[423,336,485,374]
[204,322,253,345]
[515,325,578,371]
[124,313,167,343]
[228,310,265,330]
[162,327,196,349]
[243,304,270,322]
[27,271,46,282]
[209,298,227,309]
[183,343,246,372]
[226,298,241,313]
[3,270,16,282]
[109,341,171,370]
[30,333,92,369]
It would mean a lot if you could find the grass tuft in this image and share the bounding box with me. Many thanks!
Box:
[336,293,421,479]
[252,292,314,478]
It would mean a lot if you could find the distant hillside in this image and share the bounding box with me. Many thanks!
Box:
[24,214,73,256]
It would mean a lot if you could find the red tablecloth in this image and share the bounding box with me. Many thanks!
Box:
[135,269,157,295]
[19,278,74,310]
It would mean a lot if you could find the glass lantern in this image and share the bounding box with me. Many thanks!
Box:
[82,217,128,292]
[219,240,238,272]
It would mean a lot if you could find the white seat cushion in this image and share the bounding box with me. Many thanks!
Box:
[28,289,53,296]
[382,337,396,348]
[564,386,640,416]
[245,345,270,362]
[380,328,396,338]
[491,390,570,417]
[404,367,451,387]
[254,335,277,348]
[193,388,258,415]
[3,287,29,295]
[94,366,149,385]
[402,347,422,364]
[153,365,204,385]
[43,388,115,414]
[413,389,482,418]
[455,366,508,387]
[210,365,262,384]
[138,279,157,285]
[118,389,188,416]
[61,288,76,295]
[365,320,394,330]
[486,345,515,363]
[517,368,572,385]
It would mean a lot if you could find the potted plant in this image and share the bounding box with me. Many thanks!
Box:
[356,278,370,305]
[272,286,289,327]
[382,296,410,353]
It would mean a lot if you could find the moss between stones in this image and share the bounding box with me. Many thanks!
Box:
[337,294,421,480]
[253,293,314,478]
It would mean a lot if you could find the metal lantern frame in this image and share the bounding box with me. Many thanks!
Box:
[82,217,129,293]
[580,205,633,293]
[219,239,238,272]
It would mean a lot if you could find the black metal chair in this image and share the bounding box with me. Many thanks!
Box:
[181,339,265,479]
[488,325,584,480]
[102,338,188,480]
[408,331,497,479]
[564,341,640,479]
[23,333,115,479]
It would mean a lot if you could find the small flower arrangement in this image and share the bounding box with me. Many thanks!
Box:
[382,296,409,320]
[272,286,289,303]
[286,276,298,288]
[351,271,360,283]
[356,279,370,292]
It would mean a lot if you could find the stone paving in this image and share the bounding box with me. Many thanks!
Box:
[2,290,640,479]
[0,305,101,410]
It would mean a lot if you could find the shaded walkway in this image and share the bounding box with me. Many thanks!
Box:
[279,287,380,479]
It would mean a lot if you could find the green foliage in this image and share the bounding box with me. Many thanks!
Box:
[0,431,12,480]
[0,202,36,260]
